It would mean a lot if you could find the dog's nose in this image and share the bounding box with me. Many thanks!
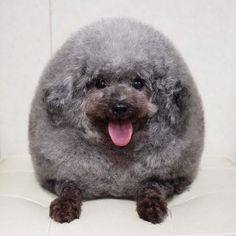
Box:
[112,103,128,115]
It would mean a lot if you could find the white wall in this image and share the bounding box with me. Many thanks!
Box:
[0,0,236,158]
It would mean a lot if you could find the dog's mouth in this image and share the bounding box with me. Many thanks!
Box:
[108,119,133,147]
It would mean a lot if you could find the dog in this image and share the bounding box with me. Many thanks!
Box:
[29,18,204,224]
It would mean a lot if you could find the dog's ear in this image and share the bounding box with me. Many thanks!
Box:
[167,80,191,126]
[154,79,190,126]
[172,81,190,113]
[42,79,73,125]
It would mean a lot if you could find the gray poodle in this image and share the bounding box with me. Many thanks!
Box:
[29,18,204,224]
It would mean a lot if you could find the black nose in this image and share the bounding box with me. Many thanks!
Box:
[112,103,128,115]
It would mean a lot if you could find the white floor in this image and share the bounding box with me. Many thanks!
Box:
[0,156,236,235]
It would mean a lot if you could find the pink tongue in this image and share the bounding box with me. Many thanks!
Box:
[108,120,133,147]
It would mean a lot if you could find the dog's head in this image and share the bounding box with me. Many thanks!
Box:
[42,19,191,147]
[83,66,158,146]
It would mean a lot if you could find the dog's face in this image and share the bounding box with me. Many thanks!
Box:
[43,19,190,147]
[83,68,157,146]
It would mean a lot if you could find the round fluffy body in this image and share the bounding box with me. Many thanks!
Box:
[29,18,204,200]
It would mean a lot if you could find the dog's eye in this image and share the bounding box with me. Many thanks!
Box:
[132,79,144,90]
[95,78,106,89]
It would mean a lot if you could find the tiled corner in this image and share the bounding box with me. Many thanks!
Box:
[0,0,50,157]
[1,0,236,158]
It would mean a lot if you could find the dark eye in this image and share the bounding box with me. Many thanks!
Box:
[132,78,144,90]
[95,78,106,89]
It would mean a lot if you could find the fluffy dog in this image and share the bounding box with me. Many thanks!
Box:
[29,18,204,224]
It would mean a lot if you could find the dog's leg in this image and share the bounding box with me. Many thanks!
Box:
[136,177,190,224]
[136,187,168,224]
[48,180,82,223]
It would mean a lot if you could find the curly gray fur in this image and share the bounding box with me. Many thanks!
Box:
[29,18,204,223]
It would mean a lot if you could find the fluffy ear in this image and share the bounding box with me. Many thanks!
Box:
[173,81,190,112]
[167,80,191,126]
[42,80,73,125]
[154,79,190,126]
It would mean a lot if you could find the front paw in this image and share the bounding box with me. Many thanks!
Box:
[50,196,81,223]
[136,190,168,224]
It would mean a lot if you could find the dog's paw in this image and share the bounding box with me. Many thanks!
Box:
[49,196,81,223]
[136,190,168,224]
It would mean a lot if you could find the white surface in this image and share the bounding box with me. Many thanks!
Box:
[0,1,236,157]
[0,156,236,235]
[0,0,50,157]
[1,2,236,234]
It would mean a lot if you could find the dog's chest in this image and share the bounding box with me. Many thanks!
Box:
[77,154,151,198]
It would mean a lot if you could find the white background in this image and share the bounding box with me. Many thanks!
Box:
[0,0,236,158]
